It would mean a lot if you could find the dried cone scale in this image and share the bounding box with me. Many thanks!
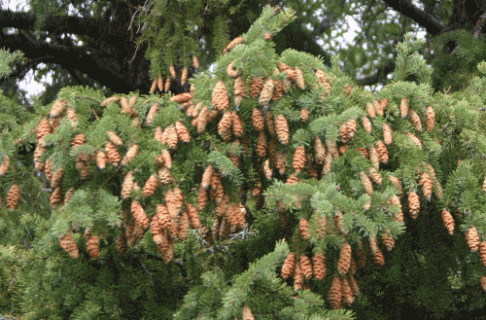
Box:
[337,242,352,275]
[442,209,455,235]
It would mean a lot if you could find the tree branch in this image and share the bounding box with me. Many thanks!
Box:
[381,0,446,35]
[356,60,396,87]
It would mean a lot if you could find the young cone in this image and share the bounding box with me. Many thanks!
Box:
[442,209,455,235]
[337,242,352,275]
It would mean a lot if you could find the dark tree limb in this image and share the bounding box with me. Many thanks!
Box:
[356,60,396,86]
[382,0,446,35]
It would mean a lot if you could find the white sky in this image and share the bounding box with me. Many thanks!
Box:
[2,0,427,100]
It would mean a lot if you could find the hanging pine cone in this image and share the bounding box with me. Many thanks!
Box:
[0,155,10,176]
[409,109,422,132]
[116,230,127,254]
[186,203,201,229]
[164,77,171,92]
[360,171,373,196]
[100,96,120,107]
[369,236,385,266]
[242,305,255,320]
[299,255,313,280]
[362,116,372,134]
[177,211,190,241]
[226,61,239,78]
[192,55,199,69]
[388,174,403,197]
[259,79,274,106]
[408,191,420,219]
[71,133,86,148]
[365,102,376,119]
[131,200,150,229]
[223,36,245,55]
[280,62,297,80]
[400,97,409,119]
[356,147,368,158]
[231,112,244,137]
[180,67,188,85]
[426,106,435,132]
[294,67,305,90]
[314,136,326,164]
[442,209,455,235]
[313,253,326,280]
[96,151,107,170]
[293,263,304,291]
[50,187,63,208]
[174,121,190,143]
[266,111,276,137]
[107,131,123,146]
[420,172,433,201]
[212,80,230,111]
[321,151,333,177]
[263,158,272,180]
[275,151,287,175]
[347,119,357,139]
[382,231,395,251]
[142,174,158,197]
[49,99,67,118]
[66,108,78,126]
[275,114,289,145]
[36,118,51,141]
[197,185,208,211]
[337,242,352,275]
[369,146,379,169]
[407,132,422,148]
[234,77,246,105]
[281,252,295,280]
[382,123,393,145]
[121,144,139,166]
[339,123,351,143]
[121,171,134,200]
[6,183,20,211]
[251,108,265,131]
[292,146,306,173]
[144,103,159,126]
[59,231,79,259]
[250,77,263,98]
[86,234,100,259]
[326,137,339,159]
[105,142,121,166]
[156,204,171,230]
[466,226,480,252]
[376,140,389,164]
[349,274,360,296]
[299,217,310,241]
[273,79,283,101]
[218,112,232,141]
[369,167,382,185]
[329,275,342,309]
[389,195,404,223]
[376,98,388,116]
[341,277,354,306]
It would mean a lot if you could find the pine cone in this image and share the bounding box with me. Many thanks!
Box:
[177,211,190,241]
[360,171,373,196]
[299,217,310,241]
[407,132,422,148]
[362,116,372,134]
[0,155,10,176]
[186,203,201,229]
[223,36,245,55]
[337,242,352,275]
[86,235,100,259]
[314,215,327,239]
[293,263,304,291]
[275,151,287,175]
[292,146,306,173]
[442,209,455,235]
[325,137,339,159]
[96,151,107,170]
[369,146,379,170]
[158,167,173,185]
[389,195,404,223]
[193,55,199,69]
[376,140,389,164]
[388,174,403,197]
[50,99,67,117]
[420,172,433,201]
[250,77,263,98]
[169,64,176,78]
[263,158,272,180]
[294,67,305,90]
[314,136,326,164]
[300,254,313,280]
[231,112,244,137]
[196,185,208,211]
[321,151,333,177]
[376,98,388,116]
[426,106,435,132]
[106,131,123,146]
[312,253,326,280]
[408,191,420,219]
[347,119,357,139]
[339,123,351,143]
[234,77,246,105]
[145,103,159,126]
[131,201,150,229]
[258,79,274,106]
[218,112,233,141]
[280,62,297,80]
[349,274,360,296]
[121,144,139,166]
[180,67,188,85]
[50,187,63,208]
[116,230,127,254]
[64,187,76,205]
[341,277,354,306]
[400,97,409,119]
[382,231,395,251]
[59,231,79,259]
[212,80,230,111]
[265,111,276,137]
[175,121,191,143]
[6,183,20,211]
[71,133,86,148]
[201,165,214,190]
[251,108,265,131]
[365,102,376,118]
[105,142,121,166]
[143,174,159,197]
[329,275,342,309]
[482,275,486,292]
[369,167,382,185]
[164,77,171,92]
[100,96,120,107]
[409,109,422,132]
[480,241,486,267]
[66,107,78,126]
[382,123,393,145]
[466,226,480,252]
[242,305,255,320]
[272,79,283,101]
[170,92,193,104]
[369,236,385,266]
[281,252,295,279]
[121,171,134,200]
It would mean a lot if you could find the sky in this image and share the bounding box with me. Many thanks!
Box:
[1,0,427,101]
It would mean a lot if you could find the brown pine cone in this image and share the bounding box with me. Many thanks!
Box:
[388,175,403,197]
[272,79,283,101]
[242,305,255,320]
[337,242,352,275]
[50,187,63,208]
[409,109,422,132]
[426,106,435,132]
[314,136,326,164]
[197,185,208,210]
[186,203,201,229]
[280,62,297,80]
[106,131,123,146]
[212,80,230,111]
[294,67,305,90]
[259,79,274,106]
[299,218,310,241]
[341,277,354,306]
[164,77,171,92]
[382,231,395,251]
[346,119,357,139]
[312,253,326,280]
[170,92,193,104]
[116,230,127,254]
[218,112,233,141]
[177,211,190,241]
[121,171,134,200]
[263,158,272,180]
[281,252,296,280]
[105,142,121,166]
[66,107,78,126]
[174,121,190,143]
[0,155,10,176]
[369,236,385,266]
[360,171,373,196]
[389,195,404,224]
[71,133,86,148]
[158,167,173,185]
[376,98,388,116]
[155,204,171,231]
[382,123,393,145]
[250,77,263,98]
[234,77,246,105]
[376,140,389,164]
[362,116,372,134]
[100,96,120,107]
[420,172,433,201]
[265,111,276,137]
[201,165,214,190]
[86,235,101,259]
[369,167,382,185]
[6,183,20,211]
[407,132,422,148]
[165,126,178,149]
[466,226,480,252]
[365,102,376,119]
[180,67,188,85]
[131,201,150,229]
[400,97,409,119]
[256,131,268,158]
[292,146,306,173]
[325,137,339,159]
[329,275,342,309]
[143,174,159,197]
[193,55,199,69]
[59,231,79,259]
[299,254,313,280]
[321,151,333,177]
[408,191,420,219]
[231,112,244,137]
[49,99,67,118]
[252,108,264,131]
[121,144,139,166]
[223,36,245,55]
[442,209,455,235]
[349,274,360,296]
[275,151,287,175]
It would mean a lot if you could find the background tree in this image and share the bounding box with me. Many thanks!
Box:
[3,1,486,319]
